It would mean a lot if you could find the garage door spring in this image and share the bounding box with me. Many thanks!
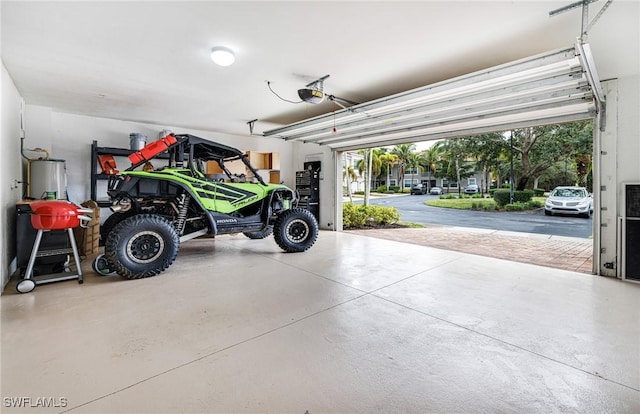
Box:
[175,193,190,235]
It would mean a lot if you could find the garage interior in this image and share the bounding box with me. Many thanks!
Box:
[1,1,639,412]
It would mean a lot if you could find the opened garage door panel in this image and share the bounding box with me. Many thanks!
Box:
[263,44,599,151]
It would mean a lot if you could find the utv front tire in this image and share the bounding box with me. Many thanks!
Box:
[105,214,179,279]
[273,208,319,252]
[243,226,273,239]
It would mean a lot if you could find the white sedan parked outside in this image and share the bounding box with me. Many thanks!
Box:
[544,186,593,218]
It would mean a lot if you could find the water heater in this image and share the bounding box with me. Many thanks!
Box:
[29,159,67,200]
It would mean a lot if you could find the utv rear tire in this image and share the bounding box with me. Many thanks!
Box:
[105,214,179,279]
[273,208,318,252]
[243,226,273,239]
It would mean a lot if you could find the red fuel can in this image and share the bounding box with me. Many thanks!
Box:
[128,135,178,165]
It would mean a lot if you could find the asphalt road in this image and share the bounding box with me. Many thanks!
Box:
[352,193,593,239]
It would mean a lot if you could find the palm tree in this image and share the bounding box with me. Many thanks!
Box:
[421,146,440,191]
[379,153,399,190]
[356,148,382,205]
[434,139,472,194]
[343,164,357,203]
[407,152,425,186]
[391,144,415,190]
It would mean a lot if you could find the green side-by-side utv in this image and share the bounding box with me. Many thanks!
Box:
[94,134,319,279]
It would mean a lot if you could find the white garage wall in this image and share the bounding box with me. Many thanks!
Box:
[1,63,25,290]
[615,76,640,185]
[598,74,640,277]
[23,105,297,205]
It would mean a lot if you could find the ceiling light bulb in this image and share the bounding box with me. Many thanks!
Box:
[210,47,235,67]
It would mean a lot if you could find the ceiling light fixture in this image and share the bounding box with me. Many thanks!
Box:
[210,46,235,67]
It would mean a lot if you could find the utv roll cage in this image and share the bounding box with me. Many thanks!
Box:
[126,134,267,185]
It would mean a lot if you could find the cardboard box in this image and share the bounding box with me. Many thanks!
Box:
[73,200,101,256]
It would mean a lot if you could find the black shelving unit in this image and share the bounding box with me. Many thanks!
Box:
[90,140,173,207]
[295,161,321,222]
[90,140,136,207]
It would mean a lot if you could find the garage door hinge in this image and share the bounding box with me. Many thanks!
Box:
[601,206,608,211]
[601,223,608,227]
[600,185,607,191]
[600,150,607,155]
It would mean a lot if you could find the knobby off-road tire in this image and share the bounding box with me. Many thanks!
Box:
[101,210,137,244]
[273,208,319,252]
[243,226,273,239]
[105,214,179,279]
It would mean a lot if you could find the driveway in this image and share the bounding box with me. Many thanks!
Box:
[350,193,593,239]
[346,193,594,273]
[349,226,594,274]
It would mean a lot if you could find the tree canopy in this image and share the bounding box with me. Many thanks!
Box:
[343,120,594,195]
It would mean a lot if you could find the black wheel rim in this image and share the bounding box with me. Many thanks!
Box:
[126,230,165,264]
[286,219,309,243]
[96,257,109,271]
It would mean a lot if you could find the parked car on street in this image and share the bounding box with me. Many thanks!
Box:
[430,186,443,195]
[410,183,427,195]
[544,186,593,218]
[464,184,480,194]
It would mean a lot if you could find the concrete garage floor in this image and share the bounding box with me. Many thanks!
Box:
[2,231,639,413]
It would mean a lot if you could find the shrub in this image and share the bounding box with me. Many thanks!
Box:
[368,205,400,225]
[375,185,388,193]
[505,202,526,211]
[342,203,366,227]
[493,189,534,207]
[493,189,511,207]
[533,188,545,197]
[342,204,399,228]
[514,189,535,203]
[526,200,543,209]
[388,186,401,193]
[503,199,543,212]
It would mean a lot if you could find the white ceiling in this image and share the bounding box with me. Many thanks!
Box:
[2,1,638,138]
